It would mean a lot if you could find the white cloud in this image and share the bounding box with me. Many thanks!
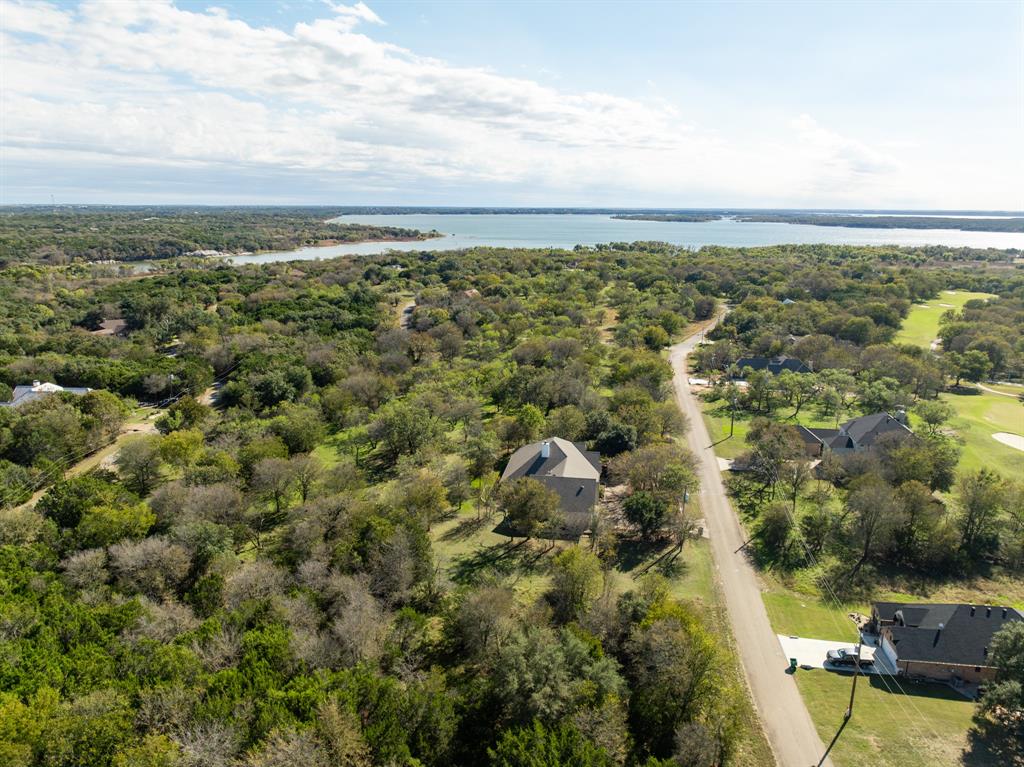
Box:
[0,0,1003,206]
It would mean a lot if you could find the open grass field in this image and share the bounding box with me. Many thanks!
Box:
[934,389,1023,475]
[895,290,997,349]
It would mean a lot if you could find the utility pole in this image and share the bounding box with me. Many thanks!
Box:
[816,623,863,766]
[729,391,737,438]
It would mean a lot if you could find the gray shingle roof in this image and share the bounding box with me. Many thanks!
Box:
[500,438,601,539]
[875,602,1022,667]
[840,412,911,448]
[501,437,600,482]
[733,355,811,375]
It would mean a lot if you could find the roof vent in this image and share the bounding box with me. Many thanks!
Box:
[986,606,992,618]
[541,441,550,459]
[970,605,976,617]
[1003,608,1008,619]
[32,380,41,388]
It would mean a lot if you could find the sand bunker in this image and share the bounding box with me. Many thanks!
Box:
[993,433,1024,452]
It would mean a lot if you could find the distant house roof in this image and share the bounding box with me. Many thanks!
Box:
[501,437,601,537]
[1,380,92,409]
[874,602,1023,668]
[733,355,811,375]
[840,412,912,448]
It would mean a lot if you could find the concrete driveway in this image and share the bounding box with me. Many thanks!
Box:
[777,635,879,672]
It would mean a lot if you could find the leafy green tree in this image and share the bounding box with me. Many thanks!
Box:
[845,477,902,575]
[158,428,204,469]
[155,395,211,434]
[370,400,442,462]
[489,721,614,767]
[37,474,129,528]
[594,423,637,457]
[546,405,587,441]
[626,606,726,758]
[979,621,1024,745]
[914,399,954,435]
[623,492,670,541]
[77,502,156,547]
[270,403,326,454]
[496,478,561,540]
[958,469,1007,560]
[945,350,992,386]
[549,547,603,623]
[115,435,165,495]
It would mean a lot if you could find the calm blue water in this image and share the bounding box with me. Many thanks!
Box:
[229,213,1024,264]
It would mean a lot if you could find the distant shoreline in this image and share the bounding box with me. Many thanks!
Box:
[610,212,1024,233]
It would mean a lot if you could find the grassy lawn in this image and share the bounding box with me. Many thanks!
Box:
[762,585,863,642]
[895,290,997,348]
[795,670,997,767]
[935,389,1023,475]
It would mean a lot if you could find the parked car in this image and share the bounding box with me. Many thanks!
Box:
[826,647,873,668]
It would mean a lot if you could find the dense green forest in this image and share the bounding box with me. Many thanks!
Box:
[0,208,439,266]
[1,240,1022,765]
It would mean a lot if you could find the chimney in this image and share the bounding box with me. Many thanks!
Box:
[541,441,550,459]
[32,380,41,388]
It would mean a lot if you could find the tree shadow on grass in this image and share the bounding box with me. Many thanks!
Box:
[615,536,690,580]
[962,715,1022,767]
[440,513,495,542]
[615,537,671,573]
[449,538,553,586]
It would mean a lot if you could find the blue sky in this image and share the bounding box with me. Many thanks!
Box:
[1,0,1021,208]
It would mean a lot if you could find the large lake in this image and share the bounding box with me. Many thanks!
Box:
[229,213,1024,264]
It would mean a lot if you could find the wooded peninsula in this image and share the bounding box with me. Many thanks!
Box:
[0,207,440,266]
